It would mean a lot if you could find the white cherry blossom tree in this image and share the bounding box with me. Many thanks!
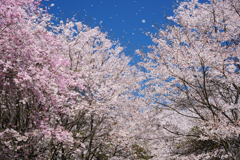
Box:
[138,0,240,159]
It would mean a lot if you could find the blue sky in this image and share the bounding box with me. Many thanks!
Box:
[42,0,178,63]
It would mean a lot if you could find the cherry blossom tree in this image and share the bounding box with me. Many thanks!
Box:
[56,19,147,159]
[138,0,240,159]
[0,0,146,159]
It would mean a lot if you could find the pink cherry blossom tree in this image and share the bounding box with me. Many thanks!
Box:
[138,0,240,159]
[0,0,86,159]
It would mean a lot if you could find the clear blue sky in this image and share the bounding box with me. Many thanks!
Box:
[42,0,178,63]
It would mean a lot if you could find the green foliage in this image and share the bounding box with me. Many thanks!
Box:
[95,153,109,160]
[132,144,153,160]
